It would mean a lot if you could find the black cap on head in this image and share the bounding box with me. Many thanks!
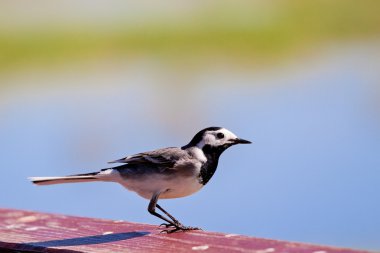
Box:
[186,127,222,147]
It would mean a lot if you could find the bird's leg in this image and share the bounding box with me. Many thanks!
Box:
[156,204,181,225]
[156,204,201,232]
[148,193,178,229]
[148,193,201,233]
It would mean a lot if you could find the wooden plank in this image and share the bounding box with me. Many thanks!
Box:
[0,208,371,253]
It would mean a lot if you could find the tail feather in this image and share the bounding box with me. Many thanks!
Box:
[29,175,99,186]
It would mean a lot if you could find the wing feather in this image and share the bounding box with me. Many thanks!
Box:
[108,147,184,167]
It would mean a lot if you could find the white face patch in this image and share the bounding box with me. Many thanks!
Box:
[196,128,238,148]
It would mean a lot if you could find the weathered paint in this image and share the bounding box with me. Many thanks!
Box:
[0,208,372,253]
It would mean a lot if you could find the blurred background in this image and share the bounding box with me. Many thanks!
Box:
[1,0,379,250]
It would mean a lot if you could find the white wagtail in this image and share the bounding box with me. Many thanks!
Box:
[29,127,251,233]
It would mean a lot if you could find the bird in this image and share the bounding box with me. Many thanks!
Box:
[29,126,251,233]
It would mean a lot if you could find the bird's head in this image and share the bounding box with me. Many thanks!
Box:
[185,127,251,154]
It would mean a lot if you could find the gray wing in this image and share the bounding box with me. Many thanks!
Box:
[108,147,186,167]
[111,147,200,178]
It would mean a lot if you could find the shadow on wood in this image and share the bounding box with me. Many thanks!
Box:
[29,231,149,247]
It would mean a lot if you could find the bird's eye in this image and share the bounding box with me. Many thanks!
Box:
[216,133,224,139]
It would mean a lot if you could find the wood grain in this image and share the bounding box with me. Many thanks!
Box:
[0,208,371,253]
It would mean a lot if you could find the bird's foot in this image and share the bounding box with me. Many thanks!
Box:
[159,222,201,233]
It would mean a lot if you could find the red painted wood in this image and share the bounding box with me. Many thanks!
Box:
[0,208,370,253]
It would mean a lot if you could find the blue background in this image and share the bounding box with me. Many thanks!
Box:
[1,2,380,251]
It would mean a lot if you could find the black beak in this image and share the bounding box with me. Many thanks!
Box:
[232,138,252,144]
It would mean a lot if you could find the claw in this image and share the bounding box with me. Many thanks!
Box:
[158,223,202,233]
[159,223,176,229]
